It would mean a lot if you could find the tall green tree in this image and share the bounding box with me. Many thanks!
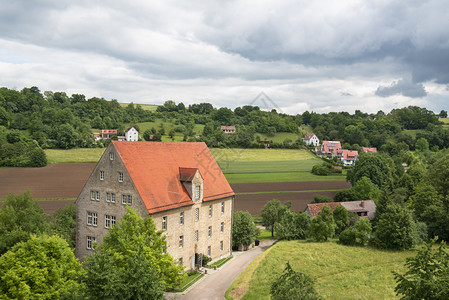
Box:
[100,206,183,286]
[261,199,291,237]
[0,235,82,299]
[0,191,49,255]
[232,211,258,249]
[51,204,77,249]
[308,205,335,242]
[276,211,311,241]
[372,204,416,250]
[333,205,349,236]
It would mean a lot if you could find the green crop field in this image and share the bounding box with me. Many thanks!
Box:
[45,148,107,164]
[225,172,345,184]
[210,148,316,162]
[119,103,159,111]
[217,160,320,174]
[226,241,416,300]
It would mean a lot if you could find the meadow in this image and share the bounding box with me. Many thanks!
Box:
[226,240,416,300]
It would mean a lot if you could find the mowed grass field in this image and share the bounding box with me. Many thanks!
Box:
[45,147,345,184]
[226,241,415,300]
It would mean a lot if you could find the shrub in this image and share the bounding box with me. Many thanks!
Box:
[312,164,331,176]
[312,194,332,203]
[202,255,212,266]
[270,262,321,300]
[339,228,356,246]
[276,211,311,241]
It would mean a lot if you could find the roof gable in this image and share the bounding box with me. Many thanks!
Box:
[112,141,234,214]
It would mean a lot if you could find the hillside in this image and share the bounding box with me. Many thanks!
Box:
[227,240,416,300]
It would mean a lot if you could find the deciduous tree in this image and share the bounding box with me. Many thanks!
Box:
[261,199,291,237]
[232,211,258,249]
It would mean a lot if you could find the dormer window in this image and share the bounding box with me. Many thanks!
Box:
[195,186,200,199]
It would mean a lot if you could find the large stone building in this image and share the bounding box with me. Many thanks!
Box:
[75,141,235,269]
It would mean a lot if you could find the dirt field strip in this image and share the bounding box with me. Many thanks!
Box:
[1,163,350,215]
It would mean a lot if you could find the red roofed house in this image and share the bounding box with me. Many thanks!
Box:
[318,141,342,158]
[101,129,117,139]
[341,149,359,166]
[305,200,376,220]
[304,133,320,146]
[362,147,377,153]
[220,126,236,135]
[75,141,235,269]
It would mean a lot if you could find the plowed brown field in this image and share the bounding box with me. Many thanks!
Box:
[1,163,350,214]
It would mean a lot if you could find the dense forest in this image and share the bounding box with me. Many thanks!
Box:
[0,86,448,167]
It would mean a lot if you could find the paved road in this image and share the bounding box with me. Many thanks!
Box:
[175,240,275,300]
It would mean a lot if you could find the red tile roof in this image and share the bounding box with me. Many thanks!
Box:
[304,133,316,140]
[112,141,234,214]
[179,167,200,182]
[322,141,342,154]
[342,149,359,161]
[306,202,341,217]
[362,147,377,153]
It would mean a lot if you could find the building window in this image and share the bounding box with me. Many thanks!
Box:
[106,192,111,202]
[209,204,212,217]
[180,212,184,225]
[221,222,224,232]
[195,186,200,198]
[118,172,123,182]
[195,208,199,221]
[208,226,212,238]
[111,193,116,203]
[100,171,104,180]
[90,191,95,200]
[87,236,96,250]
[221,202,224,213]
[207,246,211,256]
[179,236,183,248]
[110,152,114,160]
[122,195,126,204]
[127,195,132,205]
[220,241,223,251]
[105,215,111,228]
[178,258,183,265]
[162,216,167,230]
[96,191,100,201]
[87,212,97,226]
[111,215,116,227]
[194,230,198,242]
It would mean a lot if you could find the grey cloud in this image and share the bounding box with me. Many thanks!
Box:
[375,79,428,98]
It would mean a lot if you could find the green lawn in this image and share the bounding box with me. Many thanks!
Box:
[45,148,106,164]
[218,160,320,174]
[210,148,316,162]
[224,172,346,184]
[256,132,301,143]
[168,271,204,293]
[226,241,416,300]
[119,103,159,111]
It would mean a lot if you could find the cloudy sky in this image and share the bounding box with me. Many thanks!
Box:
[1,0,448,114]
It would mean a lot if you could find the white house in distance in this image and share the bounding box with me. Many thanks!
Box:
[304,133,320,146]
[125,126,139,141]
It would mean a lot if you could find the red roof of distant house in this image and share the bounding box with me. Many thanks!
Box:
[306,200,376,219]
[101,129,117,134]
[342,149,359,161]
[304,133,316,140]
[112,141,234,214]
[306,202,341,217]
[362,147,377,153]
[322,141,342,154]
[93,132,100,137]
[220,126,235,130]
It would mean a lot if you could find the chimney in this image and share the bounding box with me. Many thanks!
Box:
[360,201,365,208]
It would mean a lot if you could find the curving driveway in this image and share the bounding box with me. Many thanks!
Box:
[171,240,275,300]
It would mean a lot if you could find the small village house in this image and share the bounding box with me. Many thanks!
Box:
[220,126,236,135]
[340,149,359,166]
[304,133,320,146]
[125,126,139,141]
[318,140,342,158]
[100,129,118,139]
[75,141,234,269]
[305,200,376,220]
[362,147,377,153]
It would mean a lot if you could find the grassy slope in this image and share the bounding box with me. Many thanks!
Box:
[227,241,415,300]
[45,148,106,164]
[119,103,159,111]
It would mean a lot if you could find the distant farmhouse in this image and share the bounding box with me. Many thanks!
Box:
[304,133,320,146]
[93,127,139,142]
[125,126,139,141]
[362,147,377,153]
[306,200,376,220]
[316,140,361,166]
[220,126,236,135]
[75,141,234,269]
